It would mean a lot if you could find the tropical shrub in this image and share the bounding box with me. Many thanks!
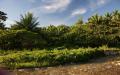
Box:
[0,30,47,50]
[0,48,105,69]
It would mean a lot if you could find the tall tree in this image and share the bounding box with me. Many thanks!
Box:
[0,11,7,29]
[112,10,120,27]
[11,12,39,31]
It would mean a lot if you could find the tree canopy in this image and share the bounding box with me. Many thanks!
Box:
[0,10,120,50]
[11,12,39,31]
[0,11,7,29]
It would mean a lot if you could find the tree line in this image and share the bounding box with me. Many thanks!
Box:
[0,10,120,50]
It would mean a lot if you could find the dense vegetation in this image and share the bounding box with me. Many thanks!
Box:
[0,47,106,69]
[0,11,7,30]
[0,10,120,69]
[1,10,120,50]
[0,46,120,69]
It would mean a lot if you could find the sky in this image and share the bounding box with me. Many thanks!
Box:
[0,0,120,27]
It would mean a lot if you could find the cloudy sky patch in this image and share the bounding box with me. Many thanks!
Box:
[0,0,119,27]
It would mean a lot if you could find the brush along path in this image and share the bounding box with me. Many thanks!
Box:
[0,47,120,75]
[13,55,120,75]
[0,48,105,69]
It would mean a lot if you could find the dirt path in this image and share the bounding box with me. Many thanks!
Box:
[12,55,120,75]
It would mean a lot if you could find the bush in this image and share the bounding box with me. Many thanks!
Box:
[0,48,105,69]
[0,30,47,50]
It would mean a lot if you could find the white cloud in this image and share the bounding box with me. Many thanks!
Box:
[29,7,42,15]
[43,0,71,13]
[71,8,87,17]
[97,0,109,6]
[98,0,106,5]
[5,20,14,27]
[29,0,72,14]
[89,0,111,10]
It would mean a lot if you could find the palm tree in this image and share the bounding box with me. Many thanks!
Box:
[12,12,39,31]
[103,12,112,25]
[112,10,120,27]
[88,14,103,32]
[88,14,103,25]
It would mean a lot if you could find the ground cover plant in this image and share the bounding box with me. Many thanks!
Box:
[0,48,101,69]
[0,46,120,69]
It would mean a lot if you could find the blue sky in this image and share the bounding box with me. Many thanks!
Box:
[0,0,120,27]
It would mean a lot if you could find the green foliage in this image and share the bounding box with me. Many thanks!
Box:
[0,10,120,49]
[0,30,47,50]
[75,18,83,27]
[0,11,7,30]
[11,12,39,31]
[0,48,105,69]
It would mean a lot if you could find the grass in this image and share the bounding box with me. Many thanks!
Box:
[0,47,119,69]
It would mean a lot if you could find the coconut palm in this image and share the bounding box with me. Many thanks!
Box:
[103,12,112,25]
[112,10,120,27]
[12,12,39,31]
[88,14,103,25]
[87,14,103,34]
